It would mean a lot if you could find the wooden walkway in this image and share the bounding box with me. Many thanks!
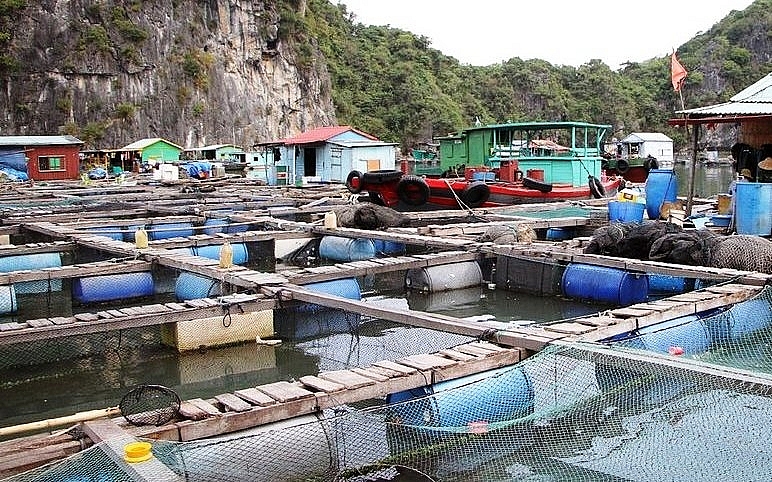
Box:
[127,340,525,441]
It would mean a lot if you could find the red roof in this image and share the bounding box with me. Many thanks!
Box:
[280,126,377,145]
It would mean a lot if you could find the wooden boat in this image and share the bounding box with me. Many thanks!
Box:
[346,169,621,208]
[346,121,623,208]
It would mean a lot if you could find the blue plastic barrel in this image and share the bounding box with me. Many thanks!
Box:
[546,227,574,241]
[648,274,689,296]
[608,201,645,223]
[373,239,406,255]
[620,315,710,355]
[73,272,154,303]
[149,222,195,240]
[87,227,125,241]
[175,272,221,301]
[734,182,772,235]
[707,298,772,343]
[386,366,534,428]
[295,278,361,313]
[0,285,17,314]
[195,244,249,265]
[202,218,227,235]
[319,236,376,262]
[0,253,63,294]
[562,263,648,305]
[644,169,678,219]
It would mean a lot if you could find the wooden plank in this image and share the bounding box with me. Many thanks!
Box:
[178,401,210,421]
[543,322,597,335]
[26,319,53,328]
[350,367,391,383]
[453,344,495,357]
[215,393,253,413]
[73,313,100,322]
[299,375,345,393]
[49,317,75,325]
[187,398,222,417]
[470,341,508,352]
[0,323,25,332]
[438,349,477,361]
[233,388,276,407]
[256,381,314,403]
[372,360,418,375]
[574,316,617,327]
[318,370,376,390]
[398,353,457,371]
[176,397,318,442]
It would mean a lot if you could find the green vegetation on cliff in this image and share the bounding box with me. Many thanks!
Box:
[307,0,772,150]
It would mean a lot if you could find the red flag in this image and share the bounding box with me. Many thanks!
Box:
[671,51,687,92]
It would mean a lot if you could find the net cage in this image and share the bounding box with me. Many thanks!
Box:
[7,288,772,481]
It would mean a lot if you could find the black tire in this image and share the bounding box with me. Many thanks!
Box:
[460,181,490,208]
[522,176,553,193]
[616,159,630,174]
[397,175,430,206]
[361,169,403,185]
[589,175,605,199]
[345,170,363,193]
[644,156,659,171]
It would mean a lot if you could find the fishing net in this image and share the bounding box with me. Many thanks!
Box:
[10,286,772,481]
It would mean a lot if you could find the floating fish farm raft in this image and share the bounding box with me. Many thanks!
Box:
[1,175,772,481]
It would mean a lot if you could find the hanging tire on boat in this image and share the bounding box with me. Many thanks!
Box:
[345,170,363,193]
[616,159,630,174]
[460,181,490,208]
[522,176,553,193]
[397,175,430,206]
[361,169,404,185]
[589,175,606,199]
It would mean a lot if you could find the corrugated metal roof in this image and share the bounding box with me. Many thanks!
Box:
[280,126,377,145]
[678,72,772,116]
[121,137,183,150]
[329,140,398,148]
[620,132,673,143]
[0,135,83,146]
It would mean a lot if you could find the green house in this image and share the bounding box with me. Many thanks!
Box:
[121,138,183,164]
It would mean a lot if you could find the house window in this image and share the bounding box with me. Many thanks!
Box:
[38,156,64,171]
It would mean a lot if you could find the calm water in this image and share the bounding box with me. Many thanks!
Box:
[672,161,735,198]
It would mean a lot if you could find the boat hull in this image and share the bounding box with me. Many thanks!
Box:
[423,177,622,207]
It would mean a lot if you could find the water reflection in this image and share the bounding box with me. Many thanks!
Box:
[672,162,735,198]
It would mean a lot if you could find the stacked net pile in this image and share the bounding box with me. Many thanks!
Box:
[12,338,772,482]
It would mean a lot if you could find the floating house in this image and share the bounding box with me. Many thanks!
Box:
[0,135,83,181]
[277,126,397,184]
[121,137,183,166]
[615,133,674,163]
[182,144,243,162]
[671,70,772,212]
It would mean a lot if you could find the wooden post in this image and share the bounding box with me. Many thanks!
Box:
[686,122,700,215]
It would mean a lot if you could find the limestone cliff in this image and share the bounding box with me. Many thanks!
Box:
[0,0,335,149]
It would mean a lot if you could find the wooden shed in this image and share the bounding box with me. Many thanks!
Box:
[0,135,83,181]
[277,126,397,184]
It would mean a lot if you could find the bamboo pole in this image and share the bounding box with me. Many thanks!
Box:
[0,407,121,438]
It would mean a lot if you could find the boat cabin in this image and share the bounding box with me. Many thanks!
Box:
[436,121,611,187]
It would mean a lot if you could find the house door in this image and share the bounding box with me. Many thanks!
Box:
[303,148,316,177]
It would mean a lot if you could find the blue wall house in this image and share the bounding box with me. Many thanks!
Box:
[277,126,397,184]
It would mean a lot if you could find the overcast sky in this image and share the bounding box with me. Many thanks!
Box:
[337,0,756,69]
